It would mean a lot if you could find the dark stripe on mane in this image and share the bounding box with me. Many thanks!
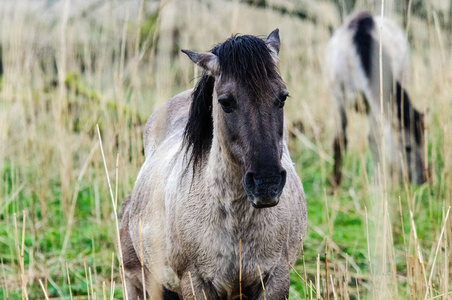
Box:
[396,82,424,144]
[351,12,374,78]
[183,34,279,170]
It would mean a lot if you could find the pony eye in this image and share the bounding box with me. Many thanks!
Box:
[218,96,235,113]
[277,92,289,108]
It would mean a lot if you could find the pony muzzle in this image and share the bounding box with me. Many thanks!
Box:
[243,170,287,208]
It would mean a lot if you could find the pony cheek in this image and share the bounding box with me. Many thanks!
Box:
[227,140,247,167]
[219,118,247,164]
[216,124,244,166]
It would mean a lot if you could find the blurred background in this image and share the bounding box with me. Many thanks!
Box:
[0,0,451,298]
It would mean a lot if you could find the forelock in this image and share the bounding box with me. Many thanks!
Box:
[210,35,281,99]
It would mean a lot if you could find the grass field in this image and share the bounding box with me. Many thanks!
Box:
[1,0,451,299]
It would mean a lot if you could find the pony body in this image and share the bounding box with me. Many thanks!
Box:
[120,30,307,300]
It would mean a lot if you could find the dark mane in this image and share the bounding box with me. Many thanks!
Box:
[396,82,424,144]
[183,34,280,170]
[183,72,215,170]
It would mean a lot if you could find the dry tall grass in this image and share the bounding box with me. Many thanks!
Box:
[0,0,451,299]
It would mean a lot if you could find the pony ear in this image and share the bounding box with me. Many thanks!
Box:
[181,49,220,76]
[266,28,280,62]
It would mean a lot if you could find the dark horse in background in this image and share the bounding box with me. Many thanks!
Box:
[119,30,307,299]
[326,12,427,187]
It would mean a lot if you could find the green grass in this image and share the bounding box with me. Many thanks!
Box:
[0,160,123,299]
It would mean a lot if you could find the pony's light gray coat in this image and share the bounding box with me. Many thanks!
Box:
[326,11,426,186]
[120,30,307,300]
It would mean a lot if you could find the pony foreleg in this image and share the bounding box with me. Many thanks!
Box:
[180,272,220,300]
[251,264,289,300]
[120,196,147,299]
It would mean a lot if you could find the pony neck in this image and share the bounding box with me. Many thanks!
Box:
[205,133,247,203]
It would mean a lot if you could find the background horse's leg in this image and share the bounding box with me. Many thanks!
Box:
[180,272,220,300]
[331,99,348,189]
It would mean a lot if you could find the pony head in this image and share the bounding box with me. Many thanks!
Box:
[182,29,288,208]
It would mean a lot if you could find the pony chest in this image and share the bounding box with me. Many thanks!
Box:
[178,202,286,254]
[179,206,285,274]
[209,239,281,298]
[169,197,289,284]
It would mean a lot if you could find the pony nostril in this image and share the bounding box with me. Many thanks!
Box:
[244,172,256,189]
[279,169,287,189]
[280,170,287,183]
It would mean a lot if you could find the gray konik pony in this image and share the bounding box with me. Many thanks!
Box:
[119,30,307,299]
[326,12,427,187]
